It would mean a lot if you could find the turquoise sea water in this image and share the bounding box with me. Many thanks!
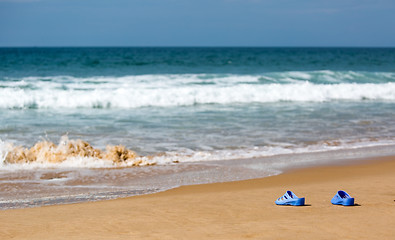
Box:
[1,47,395,208]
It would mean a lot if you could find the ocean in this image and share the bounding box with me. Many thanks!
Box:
[1,47,395,209]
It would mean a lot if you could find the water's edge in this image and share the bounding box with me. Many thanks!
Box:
[2,144,394,210]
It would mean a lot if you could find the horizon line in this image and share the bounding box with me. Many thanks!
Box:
[1,45,395,48]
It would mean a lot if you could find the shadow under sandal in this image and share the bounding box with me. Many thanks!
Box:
[275,191,305,206]
[331,190,355,206]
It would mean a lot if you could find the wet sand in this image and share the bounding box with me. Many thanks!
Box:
[1,155,394,239]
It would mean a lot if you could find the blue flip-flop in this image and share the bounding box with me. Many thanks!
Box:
[331,190,355,206]
[275,191,305,206]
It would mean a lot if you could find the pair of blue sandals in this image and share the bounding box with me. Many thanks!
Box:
[275,190,355,206]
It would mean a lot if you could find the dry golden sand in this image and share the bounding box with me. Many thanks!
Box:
[1,156,395,240]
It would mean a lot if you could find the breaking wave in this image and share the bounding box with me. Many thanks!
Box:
[0,136,156,169]
[1,71,395,109]
[1,136,395,170]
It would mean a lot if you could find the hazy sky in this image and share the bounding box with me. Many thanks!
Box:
[1,0,394,47]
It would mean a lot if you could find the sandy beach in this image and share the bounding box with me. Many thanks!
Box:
[1,155,394,240]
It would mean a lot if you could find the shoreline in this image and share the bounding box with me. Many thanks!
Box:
[2,144,395,210]
[1,155,394,239]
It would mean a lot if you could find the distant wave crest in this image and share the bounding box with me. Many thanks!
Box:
[1,71,395,109]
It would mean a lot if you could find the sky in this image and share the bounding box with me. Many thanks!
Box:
[0,0,394,47]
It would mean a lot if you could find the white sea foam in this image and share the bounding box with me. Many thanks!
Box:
[1,71,395,109]
[150,138,395,164]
